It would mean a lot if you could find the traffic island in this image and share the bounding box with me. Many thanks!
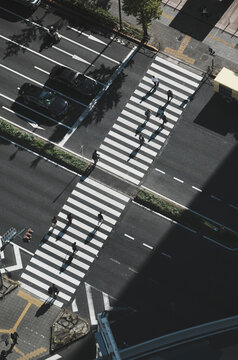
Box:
[51,308,90,352]
[0,274,19,299]
[135,189,238,250]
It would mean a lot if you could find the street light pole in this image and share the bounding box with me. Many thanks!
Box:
[118,0,122,31]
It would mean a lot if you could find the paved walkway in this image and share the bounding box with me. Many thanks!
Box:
[108,0,238,73]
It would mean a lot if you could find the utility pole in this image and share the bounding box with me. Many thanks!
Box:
[118,0,122,31]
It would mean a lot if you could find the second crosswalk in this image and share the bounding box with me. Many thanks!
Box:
[20,178,130,307]
[97,54,203,185]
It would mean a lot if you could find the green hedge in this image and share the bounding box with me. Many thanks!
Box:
[0,119,89,174]
[135,189,238,249]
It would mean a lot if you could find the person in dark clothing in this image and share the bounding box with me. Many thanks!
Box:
[72,242,77,253]
[97,212,104,226]
[92,150,100,164]
[167,90,173,102]
[139,134,145,146]
[67,213,73,225]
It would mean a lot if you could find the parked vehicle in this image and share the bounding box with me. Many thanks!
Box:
[13,0,41,9]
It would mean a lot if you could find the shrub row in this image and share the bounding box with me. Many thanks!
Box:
[0,119,89,174]
[135,189,238,249]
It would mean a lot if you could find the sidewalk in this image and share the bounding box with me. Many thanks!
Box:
[0,285,89,360]
[107,0,238,74]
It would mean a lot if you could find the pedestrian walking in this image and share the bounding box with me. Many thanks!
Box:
[67,213,73,225]
[72,241,77,253]
[92,150,100,164]
[10,332,19,345]
[139,134,145,146]
[51,216,57,228]
[167,90,173,102]
[151,76,159,90]
[145,108,151,121]
[162,114,167,126]
[97,211,104,225]
[48,284,59,298]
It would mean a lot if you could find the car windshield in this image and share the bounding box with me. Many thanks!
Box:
[40,90,56,106]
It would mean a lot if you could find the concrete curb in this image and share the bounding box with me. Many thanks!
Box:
[0,274,19,299]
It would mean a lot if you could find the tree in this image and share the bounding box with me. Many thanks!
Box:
[122,0,162,38]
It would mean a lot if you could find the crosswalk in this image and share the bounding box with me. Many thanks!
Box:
[97,55,203,185]
[20,178,130,307]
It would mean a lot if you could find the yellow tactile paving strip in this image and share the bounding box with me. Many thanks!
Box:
[207,34,236,48]
[0,290,47,360]
[164,35,195,64]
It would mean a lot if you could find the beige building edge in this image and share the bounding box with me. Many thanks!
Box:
[214,67,238,101]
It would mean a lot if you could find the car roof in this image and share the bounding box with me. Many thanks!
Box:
[56,67,78,83]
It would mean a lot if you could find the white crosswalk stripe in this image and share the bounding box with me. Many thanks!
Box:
[20,178,130,307]
[97,54,203,185]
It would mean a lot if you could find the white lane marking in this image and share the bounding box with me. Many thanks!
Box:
[161,252,172,259]
[155,56,203,81]
[151,63,199,88]
[30,257,81,285]
[60,34,119,64]
[139,187,238,235]
[128,267,138,273]
[72,298,78,312]
[20,282,63,308]
[100,152,144,178]
[192,186,202,192]
[44,354,62,360]
[0,63,86,108]
[1,244,23,273]
[72,189,122,217]
[34,66,49,75]
[155,168,165,174]
[97,161,140,185]
[173,177,184,183]
[85,283,97,325]
[2,106,36,125]
[41,243,90,270]
[100,144,149,171]
[110,258,120,264]
[21,273,71,301]
[210,195,221,201]
[67,26,109,46]
[0,35,99,86]
[83,177,130,202]
[1,96,70,129]
[124,234,135,240]
[62,204,112,233]
[134,89,182,115]
[147,69,194,95]
[25,264,76,293]
[73,54,93,65]
[108,130,158,156]
[35,249,86,279]
[53,46,92,65]
[143,243,153,250]
[67,197,117,225]
[103,292,112,311]
[75,183,126,209]
[104,137,153,164]
[46,236,94,263]
[126,102,178,123]
[229,203,238,211]
[59,46,138,146]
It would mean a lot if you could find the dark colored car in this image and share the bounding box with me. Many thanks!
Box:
[49,65,98,96]
[18,83,68,118]
[13,0,41,9]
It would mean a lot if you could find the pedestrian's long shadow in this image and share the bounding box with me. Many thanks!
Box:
[35,300,52,317]
[56,224,69,241]
[135,122,146,135]
[127,147,140,162]
[60,253,74,273]
[140,88,155,103]
[148,126,163,142]
[85,225,100,244]
[156,103,169,117]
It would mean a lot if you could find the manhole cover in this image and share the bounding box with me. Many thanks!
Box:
[201,54,209,61]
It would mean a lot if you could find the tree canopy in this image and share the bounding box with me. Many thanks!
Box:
[122,0,162,37]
